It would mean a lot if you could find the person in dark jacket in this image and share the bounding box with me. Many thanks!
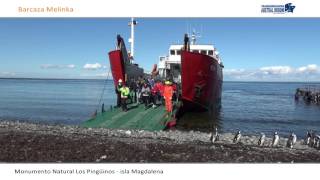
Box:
[115,79,123,107]
[129,79,137,103]
[141,82,151,109]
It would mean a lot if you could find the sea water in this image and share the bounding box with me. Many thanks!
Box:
[0,78,116,125]
[0,78,320,137]
[221,81,320,137]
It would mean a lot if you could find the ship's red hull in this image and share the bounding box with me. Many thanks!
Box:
[108,49,144,87]
[109,50,126,86]
[181,51,223,111]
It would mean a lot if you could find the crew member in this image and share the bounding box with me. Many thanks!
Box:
[119,83,130,112]
[115,79,123,107]
[163,80,174,115]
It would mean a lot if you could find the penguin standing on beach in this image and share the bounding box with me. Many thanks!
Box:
[305,131,312,145]
[286,136,292,148]
[210,127,219,144]
[233,130,241,144]
[272,132,279,147]
[286,132,297,148]
[258,133,265,146]
[292,133,297,146]
[315,135,320,149]
[310,131,316,147]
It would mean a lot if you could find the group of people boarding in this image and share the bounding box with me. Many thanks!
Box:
[115,77,177,115]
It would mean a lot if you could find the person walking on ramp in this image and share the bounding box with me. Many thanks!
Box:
[119,83,130,112]
[141,82,151,109]
[115,79,123,107]
[163,80,174,116]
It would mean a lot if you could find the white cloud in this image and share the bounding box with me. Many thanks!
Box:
[79,72,112,79]
[41,64,76,69]
[83,63,102,70]
[224,69,246,76]
[259,66,293,75]
[297,64,318,74]
[95,72,112,78]
[224,69,253,80]
[0,71,16,77]
[224,64,320,81]
[66,64,76,68]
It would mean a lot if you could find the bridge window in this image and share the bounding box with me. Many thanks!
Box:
[192,50,199,53]
[201,50,207,55]
[159,57,165,61]
[177,50,181,55]
[170,50,175,55]
[208,50,214,56]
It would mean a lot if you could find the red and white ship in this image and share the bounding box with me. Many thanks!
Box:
[109,18,223,112]
[158,32,224,111]
[108,18,144,87]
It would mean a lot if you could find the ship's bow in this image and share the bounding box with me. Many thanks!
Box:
[181,50,223,111]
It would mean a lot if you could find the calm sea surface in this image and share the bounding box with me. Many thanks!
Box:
[1,78,320,137]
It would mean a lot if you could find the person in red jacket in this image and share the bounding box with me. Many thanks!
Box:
[151,80,164,107]
[163,80,174,115]
[155,80,164,96]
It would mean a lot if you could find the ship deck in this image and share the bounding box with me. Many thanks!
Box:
[81,103,176,131]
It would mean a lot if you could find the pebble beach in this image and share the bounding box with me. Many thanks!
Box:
[1,121,320,162]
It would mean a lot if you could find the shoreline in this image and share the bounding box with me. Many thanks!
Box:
[0,121,320,162]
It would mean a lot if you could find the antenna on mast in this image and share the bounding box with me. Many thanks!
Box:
[191,29,202,45]
[128,18,137,62]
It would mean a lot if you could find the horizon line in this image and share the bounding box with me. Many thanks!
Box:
[1,77,320,83]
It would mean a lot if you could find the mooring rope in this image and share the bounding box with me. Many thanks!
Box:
[93,69,111,116]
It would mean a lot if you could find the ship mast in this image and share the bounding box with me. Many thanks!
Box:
[190,30,201,45]
[191,31,196,45]
[128,18,137,62]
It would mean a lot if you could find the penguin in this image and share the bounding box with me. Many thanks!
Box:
[305,131,311,145]
[233,130,241,143]
[215,127,220,141]
[287,132,297,148]
[258,133,265,146]
[314,136,318,148]
[210,127,219,144]
[315,135,320,149]
[292,132,297,146]
[286,136,292,148]
[310,131,316,147]
[272,131,279,147]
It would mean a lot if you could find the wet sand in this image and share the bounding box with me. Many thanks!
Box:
[0,121,320,162]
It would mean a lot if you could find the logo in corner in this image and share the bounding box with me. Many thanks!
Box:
[285,3,295,13]
[261,3,296,14]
